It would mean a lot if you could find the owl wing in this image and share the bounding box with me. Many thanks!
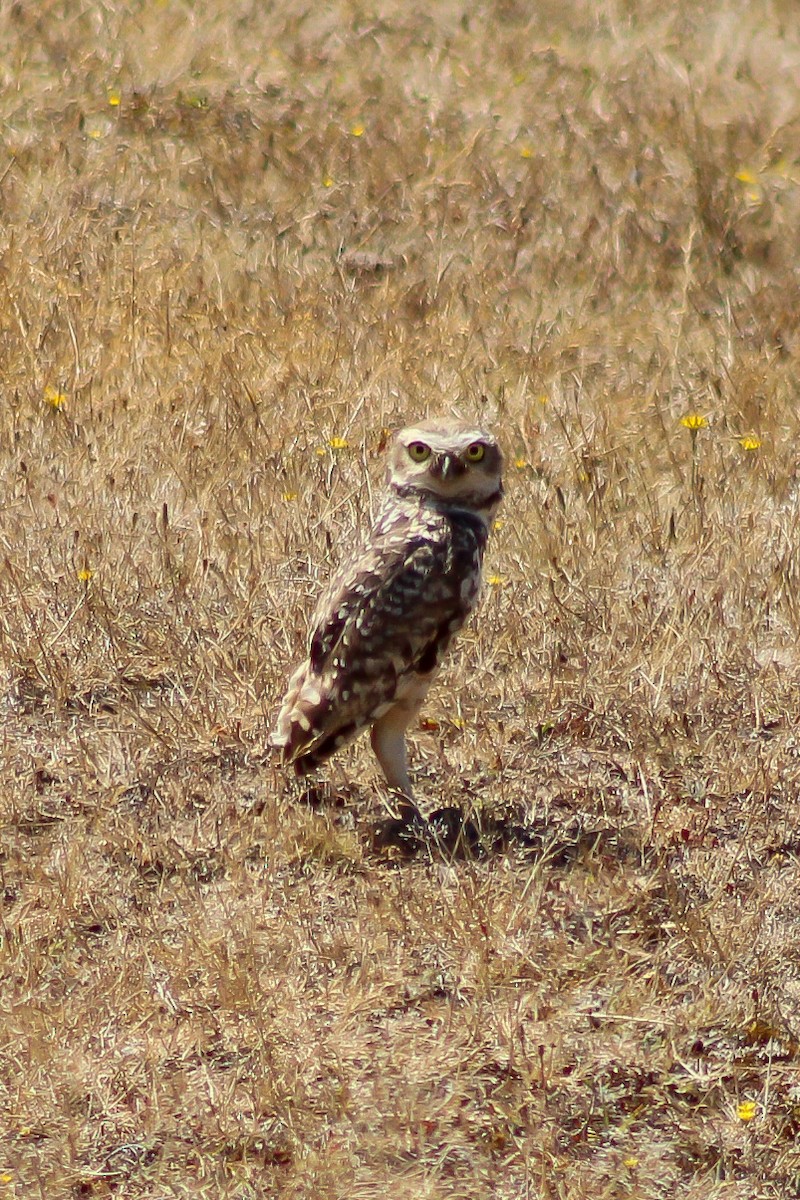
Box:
[275,523,474,770]
[310,533,458,677]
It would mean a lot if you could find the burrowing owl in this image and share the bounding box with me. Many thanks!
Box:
[272,418,503,798]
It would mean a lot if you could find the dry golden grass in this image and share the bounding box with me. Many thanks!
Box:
[3,0,800,1196]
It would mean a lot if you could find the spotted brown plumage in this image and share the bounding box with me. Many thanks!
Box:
[272,418,503,798]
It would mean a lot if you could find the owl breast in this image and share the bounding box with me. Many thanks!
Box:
[394,507,489,672]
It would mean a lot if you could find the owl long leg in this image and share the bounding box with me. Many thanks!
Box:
[370,696,425,798]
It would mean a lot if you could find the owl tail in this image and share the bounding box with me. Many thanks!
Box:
[270,661,343,774]
[270,662,315,757]
[273,662,364,772]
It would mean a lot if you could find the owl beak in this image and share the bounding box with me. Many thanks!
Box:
[431,453,466,480]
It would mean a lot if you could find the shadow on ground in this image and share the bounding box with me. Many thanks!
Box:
[297,782,643,866]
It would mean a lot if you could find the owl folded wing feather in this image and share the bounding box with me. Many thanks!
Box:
[273,529,469,770]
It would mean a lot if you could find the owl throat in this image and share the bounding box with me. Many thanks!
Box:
[390,479,503,527]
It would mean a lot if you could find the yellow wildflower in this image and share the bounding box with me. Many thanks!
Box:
[514,456,528,469]
[680,413,708,431]
[487,574,507,586]
[739,435,761,451]
[735,168,763,202]
[328,437,348,450]
[520,147,533,159]
[623,1157,639,1169]
[44,385,66,410]
[769,157,792,179]
[77,569,94,582]
[282,491,297,501]
[107,87,121,106]
[350,123,365,137]
[737,1100,757,1123]
[492,519,505,531]
[322,175,333,188]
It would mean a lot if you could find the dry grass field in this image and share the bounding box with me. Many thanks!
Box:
[4,0,800,1195]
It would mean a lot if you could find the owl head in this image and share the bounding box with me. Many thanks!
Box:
[388,418,504,514]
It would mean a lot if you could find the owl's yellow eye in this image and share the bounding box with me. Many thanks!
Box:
[408,441,431,462]
[466,442,486,462]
